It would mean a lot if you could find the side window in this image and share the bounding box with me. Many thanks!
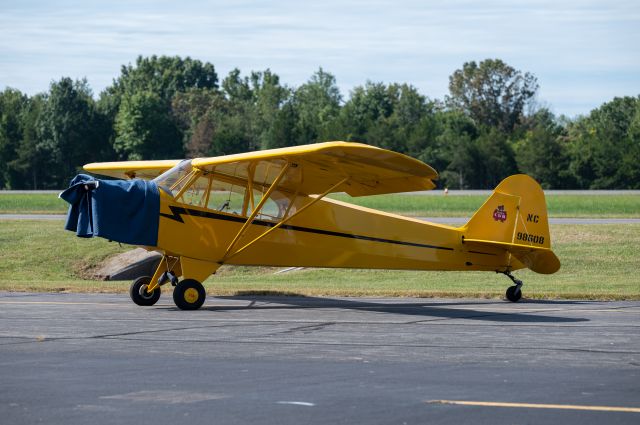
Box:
[251,189,278,220]
[171,161,300,221]
[250,189,294,221]
[207,178,246,215]
[154,160,193,197]
[178,175,208,207]
[174,174,247,216]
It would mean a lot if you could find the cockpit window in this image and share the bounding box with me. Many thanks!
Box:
[154,160,193,197]
[154,159,300,222]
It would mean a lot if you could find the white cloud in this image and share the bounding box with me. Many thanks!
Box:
[0,0,638,116]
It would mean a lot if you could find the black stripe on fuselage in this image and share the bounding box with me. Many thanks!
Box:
[468,250,497,256]
[160,205,454,252]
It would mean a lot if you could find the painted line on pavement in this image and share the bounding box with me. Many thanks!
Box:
[427,400,640,413]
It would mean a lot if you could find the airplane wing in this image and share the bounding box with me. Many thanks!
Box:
[83,160,182,180]
[192,141,438,197]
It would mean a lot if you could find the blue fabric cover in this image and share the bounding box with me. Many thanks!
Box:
[60,174,160,246]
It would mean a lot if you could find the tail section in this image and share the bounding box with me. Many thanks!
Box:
[462,175,560,274]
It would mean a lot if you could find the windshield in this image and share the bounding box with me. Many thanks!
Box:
[153,160,193,197]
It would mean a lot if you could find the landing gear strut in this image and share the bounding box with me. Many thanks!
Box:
[501,270,523,302]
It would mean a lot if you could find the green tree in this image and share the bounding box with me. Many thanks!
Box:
[7,95,45,189]
[514,109,574,188]
[567,96,640,188]
[339,82,393,142]
[475,127,517,188]
[249,70,291,149]
[172,68,291,156]
[447,59,538,133]
[292,68,342,143]
[336,82,433,154]
[115,90,182,160]
[172,88,223,157]
[36,78,111,187]
[0,88,28,188]
[265,101,299,149]
[385,84,432,154]
[102,55,218,160]
[110,55,218,105]
[220,68,291,151]
[424,110,481,189]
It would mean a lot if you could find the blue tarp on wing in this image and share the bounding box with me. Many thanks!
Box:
[60,174,160,246]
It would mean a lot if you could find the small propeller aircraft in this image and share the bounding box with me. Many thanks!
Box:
[60,142,560,310]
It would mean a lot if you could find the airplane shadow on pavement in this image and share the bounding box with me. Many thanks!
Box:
[194,295,590,323]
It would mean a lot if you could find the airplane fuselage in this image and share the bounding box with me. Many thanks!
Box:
[156,191,518,276]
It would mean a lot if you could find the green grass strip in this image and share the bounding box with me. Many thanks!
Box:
[1,221,639,300]
[1,192,638,217]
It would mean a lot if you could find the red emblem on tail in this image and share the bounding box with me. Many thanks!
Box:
[493,205,507,222]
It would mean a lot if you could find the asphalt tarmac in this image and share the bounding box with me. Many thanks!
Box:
[1,292,639,424]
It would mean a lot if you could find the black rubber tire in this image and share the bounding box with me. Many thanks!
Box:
[173,279,206,310]
[506,285,522,302]
[130,276,161,306]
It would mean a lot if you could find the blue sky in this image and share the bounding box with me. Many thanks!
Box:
[1,0,638,117]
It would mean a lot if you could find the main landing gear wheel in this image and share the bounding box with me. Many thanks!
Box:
[173,279,206,310]
[506,285,522,302]
[130,276,161,306]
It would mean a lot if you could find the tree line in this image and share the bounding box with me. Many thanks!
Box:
[0,56,638,189]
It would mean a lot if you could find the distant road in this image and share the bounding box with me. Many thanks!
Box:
[0,190,61,194]
[405,189,640,196]
[1,214,638,225]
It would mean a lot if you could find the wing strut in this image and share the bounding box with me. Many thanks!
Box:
[220,175,349,264]
[220,163,292,261]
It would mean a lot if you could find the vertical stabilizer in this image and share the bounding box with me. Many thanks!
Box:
[462,174,560,274]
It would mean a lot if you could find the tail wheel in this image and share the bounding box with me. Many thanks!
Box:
[130,276,161,306]
[506,285,522,302]
[173,279,206,310]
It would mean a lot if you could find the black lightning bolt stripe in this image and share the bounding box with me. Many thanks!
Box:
[159,205,454,251]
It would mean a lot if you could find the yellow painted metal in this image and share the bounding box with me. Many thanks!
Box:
[84,160,181,179]
[144,258,168,293]
[179,256,220,283]
[145,255,182,293]
[221,162,291,261]
[462,174,552,248]
[153,170,559,279]
[460,174,559,273]
[80,144,556,285]
[192,141,437,197]
[223,176,349,262]
[183,288,199,304]
[203,174,213,208]
[173,169,203,201]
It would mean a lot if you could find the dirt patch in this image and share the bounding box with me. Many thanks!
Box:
[75,248,162,281]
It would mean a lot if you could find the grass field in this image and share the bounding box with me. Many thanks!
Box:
[0,193,68,214]
[329,193,640,217]
[1,220,638,300]
[1,192,639,217]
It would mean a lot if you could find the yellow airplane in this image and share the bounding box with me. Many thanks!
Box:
[60,142,560,310]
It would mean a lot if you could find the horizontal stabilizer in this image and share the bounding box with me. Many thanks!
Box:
[464,238,560,274]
